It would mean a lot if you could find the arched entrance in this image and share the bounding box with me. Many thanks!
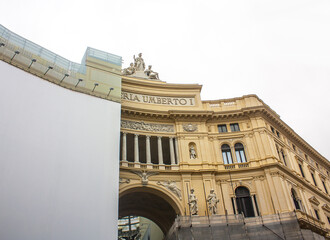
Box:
[119,186,182,234]
[235,186,255,217]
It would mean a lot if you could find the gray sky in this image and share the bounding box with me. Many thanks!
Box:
[1,0,330,160]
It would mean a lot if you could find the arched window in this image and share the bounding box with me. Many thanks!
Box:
[235,143,247,163]
[221,144,233,164]
[291,189,301,210]
[235,187,255,217]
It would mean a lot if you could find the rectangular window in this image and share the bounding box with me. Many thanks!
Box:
[292,144,296,151]
[314,209,320,220]
[281,150,287,166]
[276,131,280,138]
[230,123,240,132]
[311,172,317,186]
[327,216,330,224]
[218,124,227,133]
[270,126,275,133]
[322,180,328,194]
[298,164,305,178]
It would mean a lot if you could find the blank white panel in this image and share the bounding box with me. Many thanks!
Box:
[0,61,120,240]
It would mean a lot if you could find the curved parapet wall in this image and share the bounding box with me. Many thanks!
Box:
[0,26,122,240]
[0,24,122,103]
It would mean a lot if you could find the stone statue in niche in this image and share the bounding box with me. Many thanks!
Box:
[122,63,135,75]
[133,53,145,71]
[188,189,198,215]
[189,145,197,159]
[157,180,182,200]
[207,189,219,215]
[144,65,159,79]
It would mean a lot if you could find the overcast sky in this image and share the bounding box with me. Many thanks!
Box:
[1,0,330,161]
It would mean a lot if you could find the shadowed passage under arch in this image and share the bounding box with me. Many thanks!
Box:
[119,188,180,234]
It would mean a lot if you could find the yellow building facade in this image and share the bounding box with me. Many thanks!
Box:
[119,66,330,238]
[1,24,329,239]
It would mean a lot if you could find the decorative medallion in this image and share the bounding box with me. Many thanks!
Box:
[121,120,174,133]
[183,123,198,132]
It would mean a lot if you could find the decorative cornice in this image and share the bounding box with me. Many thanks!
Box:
[122,77,202,90]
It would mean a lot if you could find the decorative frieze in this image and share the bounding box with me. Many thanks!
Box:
[121,120,174,132]
[254,175,265,181]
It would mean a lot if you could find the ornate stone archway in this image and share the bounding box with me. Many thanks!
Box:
[119,186,182,234]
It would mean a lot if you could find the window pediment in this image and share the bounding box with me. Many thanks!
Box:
[309,196,320,206]
[322,204,330,213]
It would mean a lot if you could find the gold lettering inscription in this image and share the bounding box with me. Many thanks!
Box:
[121,92,195,106]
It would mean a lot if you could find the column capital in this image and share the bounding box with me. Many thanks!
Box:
[134,133,139,137]
[146,135,151,139]
[158,136,162,140]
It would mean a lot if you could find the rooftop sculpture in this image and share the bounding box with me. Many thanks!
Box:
[122,53,160,80]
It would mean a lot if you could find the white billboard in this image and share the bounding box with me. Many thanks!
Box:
[0,61,121,240]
